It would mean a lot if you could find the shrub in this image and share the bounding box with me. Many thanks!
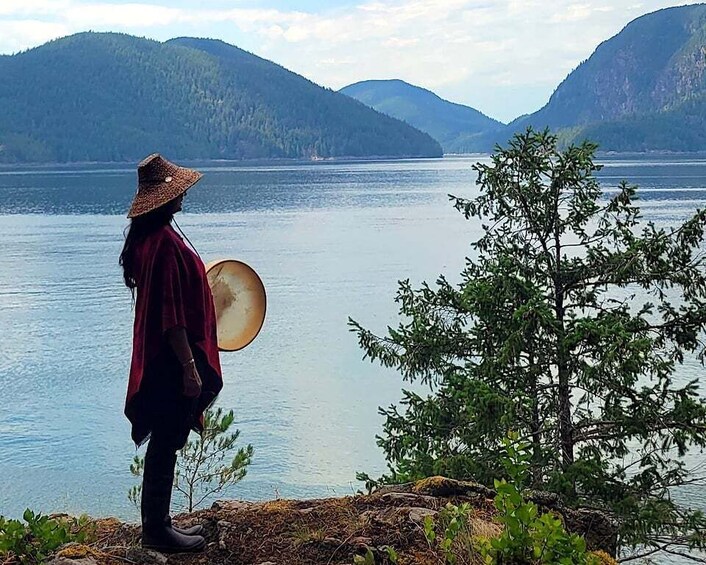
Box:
[0,509,94,564]
[129,407,254,512]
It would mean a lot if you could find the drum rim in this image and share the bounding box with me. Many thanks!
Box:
[205,259,267,352]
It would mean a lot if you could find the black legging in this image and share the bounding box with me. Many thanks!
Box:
[143,400,191,500]
[140,353,199,530]
[141,424,188,530]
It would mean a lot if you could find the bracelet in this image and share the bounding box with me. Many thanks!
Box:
[182,358,195,367]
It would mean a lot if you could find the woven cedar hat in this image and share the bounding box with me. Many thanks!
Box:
[127,153,203,218]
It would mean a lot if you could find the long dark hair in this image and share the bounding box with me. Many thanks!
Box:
[119,204,174,294]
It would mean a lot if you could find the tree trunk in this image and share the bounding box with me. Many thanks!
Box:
[554,209,574,474]
[528,352,542,487]
[557,339,573,470]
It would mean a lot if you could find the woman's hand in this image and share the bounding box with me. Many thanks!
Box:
[182,360,203,398]
[166,327,202,398]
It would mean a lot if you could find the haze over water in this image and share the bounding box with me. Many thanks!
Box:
[0,156,704,531]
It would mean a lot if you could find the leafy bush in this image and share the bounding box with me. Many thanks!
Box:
[421,435,599,564]
[423,501,477,564]
[0,509,93,564]
[479,435,597,564]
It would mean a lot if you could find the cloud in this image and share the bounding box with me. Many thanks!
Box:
[0,1,71,17]
[550,2,613,23]
[0,0,701,121]
[63,3,186,28]
[382,37,419,48]
[0,20,70,54]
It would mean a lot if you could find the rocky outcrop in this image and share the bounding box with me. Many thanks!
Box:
[37,476,617,565]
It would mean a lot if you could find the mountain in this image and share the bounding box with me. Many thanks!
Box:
[340,79,502,153]
[0,33,441,163]
[510,4,706,151]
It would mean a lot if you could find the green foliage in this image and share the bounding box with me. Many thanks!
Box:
[383,545,399,563]
[127,453,144,508]
[351,128,706,558]
[130,407,254,512]
[354,548,376,565]
[0,509,93,564]
[356,471,382,495]
[420,436,597,564]
[574,95,706,152]
[0,33,441,163]
[476,435,597,565]
[288,524,327,547]
[423,502,475,564]
[352,545,398,564]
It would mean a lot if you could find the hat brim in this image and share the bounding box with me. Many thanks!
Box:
[127,167,202,218]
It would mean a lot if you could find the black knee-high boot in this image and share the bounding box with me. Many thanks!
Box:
[141,439,205,553]
[154,443,204,535]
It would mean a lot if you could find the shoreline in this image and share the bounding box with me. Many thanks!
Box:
[0,154,445,170]
[4,150,706,171]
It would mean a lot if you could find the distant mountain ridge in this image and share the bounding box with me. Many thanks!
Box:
[509,3,706,151]
[0,33,441,163]
[344,4,706,153]
[340,79,502,153]
[4,3,706,161]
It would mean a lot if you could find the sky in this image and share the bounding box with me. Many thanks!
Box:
[0,0,701,122]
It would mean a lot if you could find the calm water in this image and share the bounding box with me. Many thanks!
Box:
[0,156,705,535]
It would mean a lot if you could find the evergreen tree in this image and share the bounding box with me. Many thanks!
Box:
[0,33,442,163]
[351,129,706,558]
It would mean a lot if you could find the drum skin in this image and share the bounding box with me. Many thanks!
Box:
[205,259,266,351]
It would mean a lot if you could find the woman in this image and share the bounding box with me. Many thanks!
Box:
[119,153,223,553]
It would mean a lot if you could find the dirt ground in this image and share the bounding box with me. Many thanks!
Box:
[4,477,617,565]
[51,478,499,565]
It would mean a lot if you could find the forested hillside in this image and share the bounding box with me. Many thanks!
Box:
[0,33,441,163]
[341,79,502,153]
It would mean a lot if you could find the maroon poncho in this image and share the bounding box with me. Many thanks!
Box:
[125,224,222,445]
